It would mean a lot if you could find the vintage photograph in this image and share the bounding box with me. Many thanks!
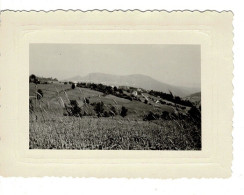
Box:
[29,44,201,150]
[0,10,233,178]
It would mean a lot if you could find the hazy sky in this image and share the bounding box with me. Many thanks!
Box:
[30,44,201,89]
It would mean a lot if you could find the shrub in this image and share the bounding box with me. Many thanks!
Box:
[84,97,90,104]
[143,111,160,121]
[103,111,110,117]
[110,106,117,115]
[144,99,148,104]
[37,89,43,100]
[120,106,128,118]
[71,83,76,89]
[178,113,187,120]
[161,111,170,120]
[169,112,178,119]
[160,100,166,104]
[125,96,133,101]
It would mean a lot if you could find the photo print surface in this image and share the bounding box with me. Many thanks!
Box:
[29,44,201,150]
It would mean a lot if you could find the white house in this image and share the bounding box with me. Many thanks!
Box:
[132,91,138,96]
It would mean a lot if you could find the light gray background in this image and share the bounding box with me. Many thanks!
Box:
[30,44,201,89]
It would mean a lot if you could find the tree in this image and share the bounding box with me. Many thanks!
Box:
[94,102,105,117]
[110,106,117,115]
[29,74,38,83]
[188,106,201,126]
[67,100,82,117]
[118,89,123,94]
[143,111,160,121]
[120,106,128,118]
[84,97,90,104]
[161,111,170,120]
[71,83,76,89]
[103,111,110,117]
[105,86,113,94]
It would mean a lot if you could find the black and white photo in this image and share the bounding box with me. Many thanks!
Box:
[29,44,201,150]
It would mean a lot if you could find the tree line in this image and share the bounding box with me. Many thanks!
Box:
[148,90,193,107]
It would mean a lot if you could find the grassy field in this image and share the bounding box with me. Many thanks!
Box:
[29,82,201,150]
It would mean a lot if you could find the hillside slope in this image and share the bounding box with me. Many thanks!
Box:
[184,92,201,103]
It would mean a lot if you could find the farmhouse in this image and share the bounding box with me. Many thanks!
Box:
[132,90,138,96]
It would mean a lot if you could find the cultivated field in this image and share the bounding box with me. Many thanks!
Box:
[29,82,201,150]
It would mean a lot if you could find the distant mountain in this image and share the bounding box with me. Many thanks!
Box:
[64,73,200,97]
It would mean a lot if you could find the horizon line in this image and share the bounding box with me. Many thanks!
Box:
[30,71,201,90]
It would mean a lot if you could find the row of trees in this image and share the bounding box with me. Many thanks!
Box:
[143,106,201,127]
[77,82,135,101]
[64,97,200,126]
[64,99,128,118]
[93,102,128,118]
[77,82,118,95]
[148,90,193,107]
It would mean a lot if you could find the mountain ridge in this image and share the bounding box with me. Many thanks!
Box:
[64,73,200,97]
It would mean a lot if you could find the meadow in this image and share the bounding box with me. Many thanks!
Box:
[29,82,201,150]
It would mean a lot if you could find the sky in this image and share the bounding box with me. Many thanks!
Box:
[30,44,201,89]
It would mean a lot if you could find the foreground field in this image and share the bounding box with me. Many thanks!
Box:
[29,114,201,150]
